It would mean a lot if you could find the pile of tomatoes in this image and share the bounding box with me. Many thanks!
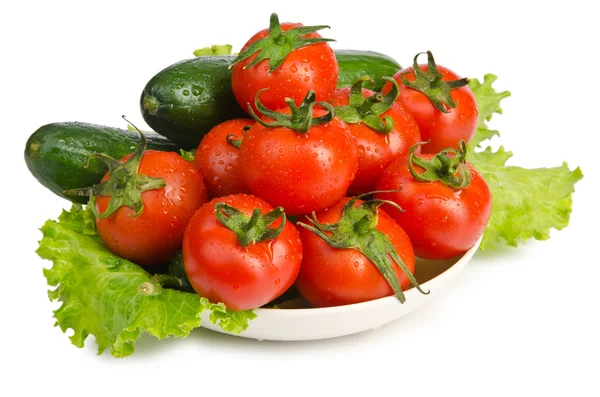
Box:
[88,14,492,311]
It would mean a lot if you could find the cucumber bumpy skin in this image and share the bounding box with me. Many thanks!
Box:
[140,50,401,148]
[140,56,247,149]
[24,122,181,204]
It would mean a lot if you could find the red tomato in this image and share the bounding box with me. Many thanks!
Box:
[375,151,491,260]
[182,194,303,311]
[295,197,416,307]
[331,87,421,195]
[194,118,253,198]
[231,14,338,116]
[96,150,208,266]
[239,107,358,216]
[385,52,478,154]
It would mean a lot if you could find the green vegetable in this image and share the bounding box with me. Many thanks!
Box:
[38,205,256,357]
[140,55,247,148]
[193,44,233,56]
[468,74,583,249]
[335,49,402,91]
[24,122,181,204]
[141,46,401,148]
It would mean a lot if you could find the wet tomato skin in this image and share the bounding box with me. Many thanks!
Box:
[231,22,338,116]
[182,194,303,311]
[375,155,491,260]
[295,197,415,308]
[386,64,478,154]
[96,150,208,266]
[331,87,421,195]
[239,110,358,216]
[194,118,253,198]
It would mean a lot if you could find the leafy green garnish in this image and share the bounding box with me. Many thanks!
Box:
[193,44,233,56]
[179,148,195,162]
[38,205,256,357]
[468,74,583,249]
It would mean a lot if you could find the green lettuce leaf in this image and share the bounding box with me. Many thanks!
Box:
[468,74,583,249]
[38,205,256,357]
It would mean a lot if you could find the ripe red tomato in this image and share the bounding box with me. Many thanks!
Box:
[295,197,417,308]
[375,145,491,260]
[385,52,478,154]
[331,85,421,195]
[95,150,208,266]
[231,13,338,116]
[239,105,358,216]
[182,194,303,311]
[194,118,253,198]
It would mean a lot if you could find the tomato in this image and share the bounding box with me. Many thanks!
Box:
[375,142,491,260]
[385,51,478,154]
[231,13,338,116]
[331,78,421,195]
[194,118,253,198]
[295,197,418,307]
[182,194,303,311]
[239,94,358,216]
[95,150,208,266]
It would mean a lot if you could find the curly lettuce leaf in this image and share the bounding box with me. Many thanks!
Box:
[468,75,583,249]
[38,205,255,357]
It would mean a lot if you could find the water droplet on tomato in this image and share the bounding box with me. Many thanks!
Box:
[290,64,298,73]
[304,76,310,82]
[426,193,448,201]
[224,164,235,173]
[274,278,280,286]
[233,285,240,292]
[357,146,365,157]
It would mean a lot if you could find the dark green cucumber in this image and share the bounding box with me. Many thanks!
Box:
[140,50,401,148]
[140,56,246,149]
[336,50,402,91]
[24,122,181,204]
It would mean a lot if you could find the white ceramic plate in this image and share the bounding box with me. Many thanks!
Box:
[200,236,481,341]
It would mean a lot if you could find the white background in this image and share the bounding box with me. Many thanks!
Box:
[2,1,598,396]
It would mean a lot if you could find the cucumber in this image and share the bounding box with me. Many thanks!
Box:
[140,50,401,148]
[335,50,402,91]
[140,56,246,149]
[24,122,181,204]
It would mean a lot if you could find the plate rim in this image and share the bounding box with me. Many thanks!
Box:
[247,234,482,316]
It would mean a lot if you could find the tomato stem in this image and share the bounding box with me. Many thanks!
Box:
[401,51,469,113]
[247,89,335,133]
[334,76,399,134]
[230,13,335,72]
[225,125,250,150]
[63,116,166,219]
[297,192,428,304]
[408,140,472,189]
[215,203,287,247]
